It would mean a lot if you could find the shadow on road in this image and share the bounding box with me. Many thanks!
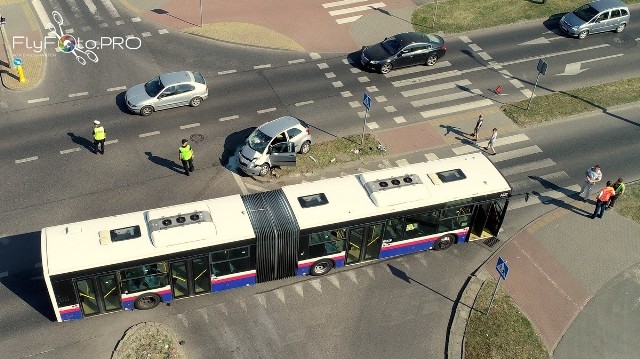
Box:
[67,132,94,153]
[144,151,184,174]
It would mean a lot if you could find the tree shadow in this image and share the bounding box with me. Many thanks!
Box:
[144,151,184,174]
[528,175,592,216]
[67,132,95,153]
[151,8,198,27]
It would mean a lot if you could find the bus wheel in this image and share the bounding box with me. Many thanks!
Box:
[134,293,162,310]
[310,259,334,276]
[434,234,455,251]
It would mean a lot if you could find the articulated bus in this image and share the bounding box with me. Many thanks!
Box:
[41,153,511,321]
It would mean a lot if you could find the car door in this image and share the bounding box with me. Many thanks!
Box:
[286,126,304,151]
[395,45,419,68]
[269,142,296,167]
[155,85,179,110]
[591,11,611,33]
[175,84,195,106]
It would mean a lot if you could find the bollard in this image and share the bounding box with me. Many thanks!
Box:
[17,65,25,83]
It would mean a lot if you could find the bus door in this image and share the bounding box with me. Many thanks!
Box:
[469,199,508,240]
[345,223,384,265]
[75,273,122,318]
[170,256,210,299]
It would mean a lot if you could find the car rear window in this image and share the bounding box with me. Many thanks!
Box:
[192,72,206,85]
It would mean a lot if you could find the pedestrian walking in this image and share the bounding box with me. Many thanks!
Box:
[470,114,483,141]
[178,139,194,176]
[578,165,602,202]
[591,181,615,219]
[92,120,106,154]
[607,178,625,209]
[485,128,498,155]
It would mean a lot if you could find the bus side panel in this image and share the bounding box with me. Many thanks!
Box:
[211,270,256,292]
[121,286,172,310]
[296,252,346,276]
[455,229,470,243]
[59,305,83,321]
[380,229,469,259]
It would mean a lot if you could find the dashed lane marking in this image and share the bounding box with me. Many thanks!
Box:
[158,29,168,34]
[424,153,439,161]
[141,32,151,37]
[139,131,160,137]
[257,108,277,114]
[491,145,542,163]
[180,123,200,129]
[317,62,329,69]
[393,116,406,123]
[295,100,314,106]
[309,53,321,59]
[219,115,239,122]
[68,92,89,97]
[15,156,38,164]
[468,44,482,51]
[253,64,271,69]
[131,17,141,22]
[395,159,410,167]
[332,81,343,87]
[501,158,556,177]
[218,70,237,75]
[340,91,352,97]
[60,148,81,154]
[27,97,49,104]
[107,86,126,92]
[500,44,609,66]
[401,79,472,97]
[105,139,118,145]
[288,59,305,64]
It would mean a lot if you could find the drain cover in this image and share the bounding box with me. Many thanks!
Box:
[190,134,205,143]
[483,237,500,248]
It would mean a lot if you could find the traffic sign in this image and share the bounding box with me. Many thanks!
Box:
[537,59,548,75]
[362,92,371,111]
[496,256,509,280]
[13,57,22,66]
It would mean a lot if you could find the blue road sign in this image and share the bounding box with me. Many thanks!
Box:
[13,58,23,66]
[496,256,509,280]
[363,92,371,110]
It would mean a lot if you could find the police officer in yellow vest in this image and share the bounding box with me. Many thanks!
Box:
[179,139,194,176]
[93,120,106,154]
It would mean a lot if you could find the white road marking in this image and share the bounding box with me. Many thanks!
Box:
[32,0,53,28]
[295,100,314,106]
[27,97,49,104]
[115,20,124,25]
[395,159,410,167]
[68,92,88,97]
[336,15,362,24]
[500,44,609,66]
[60,148,81,154]
[375,95,387,102]
[332,81,344,87]
[158,29,168,34]
[257,108,276,114]
[341,91,352,97]
[65,28,74,34]
[105,139,118,145]
[218,70,237,75]
[420,99,493,119]
[357,76,370,83]
[317,62,329,69]
[107,86,126,92]
[288,59,305,64]
[141,32,151,37]
[139,131,160,138]
[131,17,141,22]
[309,53,321,60]
[254,64,271,69]
[98,23,108,28]
[477,51,492,61]
[509,184,581,210]
[219,115,239,122]
[392,70,462,87]
[323,0,368,8]
[329,3,386,16]
[384,105,396,112]
[82,0,103,21]
[384,61,451,78]
[393,116,406,123]
[366,121,378,129]
[501,158,556,176]
[491,145,542,163]
[509,171,570,191]
[16,156,38,164]
[468,43,482,51]
[452,134,530,155]
[365,86,378,92]
[100,0,121,18]
[350,68,362,73]
[424,153,439,161]
[459,36,472,43]
[509,79,525,88]
[401,79,472,97]
[349,101,360,108]
[343,58,351,64]
[180,123,200,129]
[411,90,480,108]
[325,72,336,78]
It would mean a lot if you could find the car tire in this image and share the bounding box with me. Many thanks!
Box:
[189,97,202,107]
[259,163,270,176]
[578,30,588,39]
[140,106,153,116]
[615,23,626,33]
[425,53,438,66]
[134,293,162,310]
[300,140,311,154]
[310,258,334,276]
[433,234,455,251]
[380,63,392,74]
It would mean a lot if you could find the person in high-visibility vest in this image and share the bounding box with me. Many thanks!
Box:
[178,139,194,176]
[591,181,615,219]
[92,120,106,154]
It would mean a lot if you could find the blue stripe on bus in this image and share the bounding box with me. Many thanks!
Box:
[212,273,256,292]
[60,308,83,321]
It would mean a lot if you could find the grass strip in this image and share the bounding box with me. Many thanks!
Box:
[615,183,640,224]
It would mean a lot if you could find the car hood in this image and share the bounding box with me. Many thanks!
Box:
[240,145,261,161]
[561,12,585,27]
[125,84,153,104]
[363,43,391,61]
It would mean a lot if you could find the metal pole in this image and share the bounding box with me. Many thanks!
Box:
[361,108,368,146]
[432,0,439,29]
[0,22,15,70]
[200,0,203,27]
[486,276,501,316]
[527,72,542,110]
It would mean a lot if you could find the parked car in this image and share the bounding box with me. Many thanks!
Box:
[238,116,312,176]
[360,32,447,74]
[560,0,630,39]
[125,71,208,116]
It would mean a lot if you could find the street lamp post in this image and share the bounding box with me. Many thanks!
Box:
[0,15,16,70]
[200,0,203,27]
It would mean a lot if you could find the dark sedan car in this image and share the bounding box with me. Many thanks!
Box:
[360,32,447,74]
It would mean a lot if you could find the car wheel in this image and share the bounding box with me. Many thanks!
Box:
[259,163,270,176]
[615,23,626,33]
[300,140,311,154]
[140,106,153,116]
[425,53,438,66]
[310,259,334,276]
[189,97,202,107]
[380,63,392,74]
[134,293,162,310]
[578,30,588,39]
[433,234,455,251]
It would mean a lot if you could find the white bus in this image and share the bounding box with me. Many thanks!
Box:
[41,154,511,321]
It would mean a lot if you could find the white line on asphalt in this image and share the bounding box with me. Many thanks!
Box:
[501,158,556,177]
[424,153,439,161]
[459,36,472,43]
[509,171,570,191]
[68,92,89,97]
[309,53,321,59]
[366,121,379,129]
[393,116,406,123]
[60,148,81,154]
[491,145,542,163]
[411,90,480,108]
[180,123,200,129]
[15,156,38,164]
[131,17,141,22]
[395,159,410,167]
[401,79,472,97]
[158,29,168,34]
[579,53,624,65]
[105,139,118,145]
[219,115,239,122]
[452,133,530,155]
[328,3,386,16]
[231,172,249,195]
[295,100,314,106]
[317,62,329,69]
[509,79,525,88]
[420,99,493,120]
[332,81,343,87]
[141,32,151,37]
[27,97,49,104]
[100,0,121,18]
[349,100,360,108]
[257,108,276,114]
[500,44,609,66]
[218,70,237,75]
[254,64,271,69]
[288,59,305,64]
[384,61,452,78]
[468,43,482,52]
[336,15,362,24]
[509,184,581,210]
[341,91,352,97]
[32,0,53,28]
[107,86,126,92]
[392,70,462,87]
[325,72,336,78]
[478,51,492,61]
[323,0,368,8]
[459,65,487,75]
[139,131,160,138]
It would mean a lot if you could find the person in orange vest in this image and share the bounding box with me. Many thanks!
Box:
[590,181,615,219]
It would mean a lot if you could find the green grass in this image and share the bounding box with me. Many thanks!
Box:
[465,277,548,359]
[411,0,640,34]
[501,77,640,126]
[273,134,386,176]
[615,183,640,224]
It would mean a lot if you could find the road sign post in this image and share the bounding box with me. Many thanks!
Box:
[0,15,16,70]
[361,93,372,146]
[527,59,548,110]
[487,256,509,315]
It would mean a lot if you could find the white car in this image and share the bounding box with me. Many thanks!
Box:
[125,71,208,116]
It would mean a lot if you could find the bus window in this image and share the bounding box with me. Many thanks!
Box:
[404,211,440,239]
[308,229,346,258]
[76,279,99,316]
[211,246,251,277]
[99,274,122,312]
[438,205,474,232]
[382,218,405,243]
[119,262,168,293]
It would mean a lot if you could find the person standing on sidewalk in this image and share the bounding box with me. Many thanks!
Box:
[92,120,106,155]
[178,139,194,176]
[579,165,602,202]
[591,181,615,219]
[470,114,483,141]
[485,128,498,155]
[607,178,625,209]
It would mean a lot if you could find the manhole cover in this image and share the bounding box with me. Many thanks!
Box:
[190,134,205,143]
[483,237,500,248]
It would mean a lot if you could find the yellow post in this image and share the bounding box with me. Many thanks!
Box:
[17,65,25,83]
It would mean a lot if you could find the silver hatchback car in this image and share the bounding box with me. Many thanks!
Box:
[125,71,208,116]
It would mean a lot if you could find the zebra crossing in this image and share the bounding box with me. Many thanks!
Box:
[322,0,386,24]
